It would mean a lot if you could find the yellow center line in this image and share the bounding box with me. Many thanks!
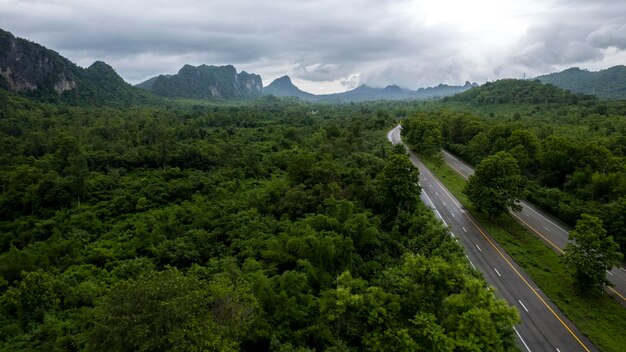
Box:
[608,286,626,302]
[463,212,591,352]
[405,139,626,329]
[414,147,592,350]
[510,212,564,254]
[442,154,626,305]
[419,163,463,209]
[446,161,469,180]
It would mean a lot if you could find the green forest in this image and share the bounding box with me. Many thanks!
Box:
[0,90,519,351]
[419,79,626,254]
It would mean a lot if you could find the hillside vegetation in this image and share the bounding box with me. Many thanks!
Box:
[445,78,593,105]
[536,66,626,100]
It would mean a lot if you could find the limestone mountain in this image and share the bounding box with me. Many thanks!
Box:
[0,28,81,94]
[536,66,626,100]
[137,64,263,99]
[0,28,152,105]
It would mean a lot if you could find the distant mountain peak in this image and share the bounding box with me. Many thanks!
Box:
[384,84,402,93]
[274,75,293,84]
[263,75,314,99]
[267,75,295,87]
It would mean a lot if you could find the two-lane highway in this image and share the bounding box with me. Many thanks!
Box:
[388,126,597,352]
[442,149,626,306]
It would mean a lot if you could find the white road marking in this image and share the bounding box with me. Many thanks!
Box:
[476,244,482,252]
[451,213,455,218]
[442,201,446,206]
[542,226,551,232]
[423,192,437,209]
[518,300,529,312]
[556,349,561,352]
[620,267,626,273]
[469,260,476,270]
[462,227,467,232]
[451,232,456,238]
[494,268,502,277]
[521,201,569,234]
[607,270,614,276]
[443,147,571,236]
[513,327,532,352]
[435,192,439,196]
[434,210,448,226]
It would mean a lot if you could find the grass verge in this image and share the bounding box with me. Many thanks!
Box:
[420,154,626,352]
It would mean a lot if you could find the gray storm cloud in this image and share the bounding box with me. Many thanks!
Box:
[1,0,625,93]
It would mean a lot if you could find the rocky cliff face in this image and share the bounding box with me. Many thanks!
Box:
[0,28,81,94]
[0,28,153,106]
[138,64,263,99]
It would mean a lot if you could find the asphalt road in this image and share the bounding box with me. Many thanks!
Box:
[441,149,626,306]
[388,126,597,352]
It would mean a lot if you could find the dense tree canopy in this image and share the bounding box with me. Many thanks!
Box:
[401,115,443,157]
[376,153,421,220]
[0,91,518,351]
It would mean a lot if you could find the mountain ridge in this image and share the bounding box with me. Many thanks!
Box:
[5,27,624,104]
[535,66,626,100]
[445,78,594,105]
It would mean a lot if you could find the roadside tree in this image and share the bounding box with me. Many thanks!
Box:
[564,214,623,292]
[463,151,524,219]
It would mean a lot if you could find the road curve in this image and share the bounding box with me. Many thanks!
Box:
[441,149,626,306]
[388,125,597,352]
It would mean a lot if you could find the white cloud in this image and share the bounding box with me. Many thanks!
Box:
[1,0,625,93]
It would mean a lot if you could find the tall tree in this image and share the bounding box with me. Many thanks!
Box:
[377,153,421,217]
[463,151,524,219]
[401,116,443,157]
[564,214,623,292]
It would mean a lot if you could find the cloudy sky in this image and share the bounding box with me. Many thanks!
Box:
[1,0,625,94]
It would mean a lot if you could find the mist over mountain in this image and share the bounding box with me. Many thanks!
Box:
[535,66,626,100]
[263,76,477,102]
